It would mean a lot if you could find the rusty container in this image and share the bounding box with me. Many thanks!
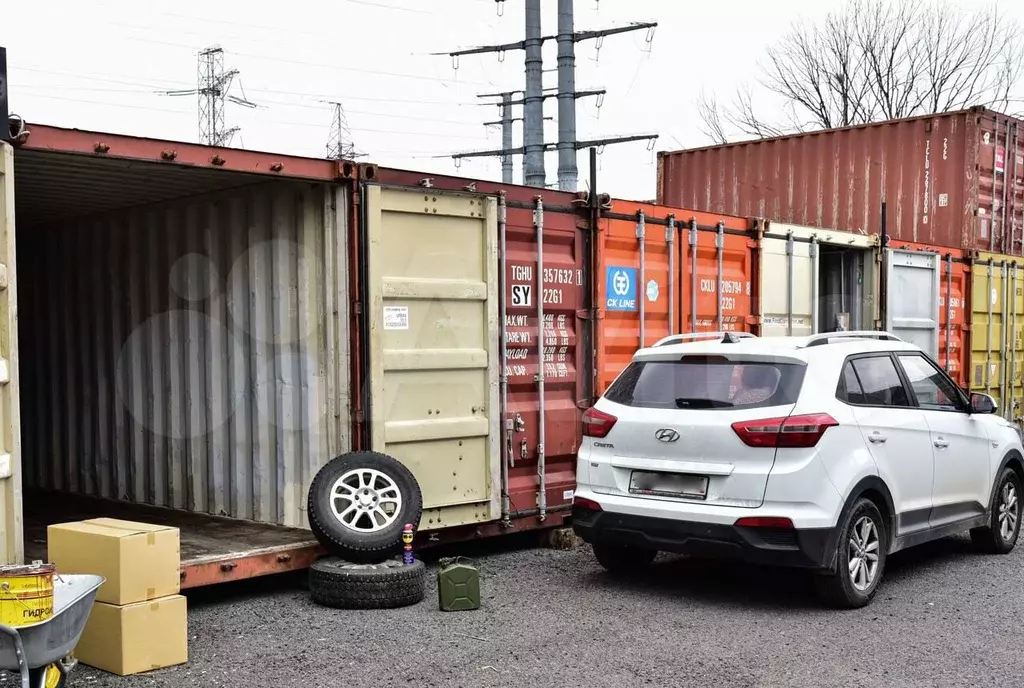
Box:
[657,107,1024,255]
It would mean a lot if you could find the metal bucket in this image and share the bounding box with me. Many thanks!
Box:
[0,561,55,627]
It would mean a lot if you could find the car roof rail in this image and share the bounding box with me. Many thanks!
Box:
[802,330,903,347]
[652,332,758,347]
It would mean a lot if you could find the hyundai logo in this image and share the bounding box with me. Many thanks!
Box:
[655,428,680,443]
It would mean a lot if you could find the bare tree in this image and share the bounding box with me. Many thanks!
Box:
[699,0,1024,143]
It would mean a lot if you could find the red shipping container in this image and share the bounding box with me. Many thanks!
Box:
[657,107,1024,254]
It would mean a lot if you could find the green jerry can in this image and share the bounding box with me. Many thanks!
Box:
[437,559,480,611]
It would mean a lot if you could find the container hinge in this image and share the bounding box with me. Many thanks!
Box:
[353,301,363,315]
[575,308,594,320]
[786,234,795,256]
[635,211,646,239]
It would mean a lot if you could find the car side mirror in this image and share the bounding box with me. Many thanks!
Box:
[970,392,998,414]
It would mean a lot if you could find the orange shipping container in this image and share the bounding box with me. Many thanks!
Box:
[594,200,754,394]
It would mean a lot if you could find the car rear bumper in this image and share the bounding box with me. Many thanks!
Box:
[572,505,836,570]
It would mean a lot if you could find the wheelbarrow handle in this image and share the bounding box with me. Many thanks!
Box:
[0,622,30,688]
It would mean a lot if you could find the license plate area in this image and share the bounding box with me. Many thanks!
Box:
[629,470,708,500]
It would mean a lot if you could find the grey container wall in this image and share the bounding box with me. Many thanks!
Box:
[18,180,352,528]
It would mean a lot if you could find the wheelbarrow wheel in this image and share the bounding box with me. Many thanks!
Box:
[29,664,66,688]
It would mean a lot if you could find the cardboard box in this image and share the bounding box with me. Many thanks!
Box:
[47,518,180,605]
[76,595,188,676]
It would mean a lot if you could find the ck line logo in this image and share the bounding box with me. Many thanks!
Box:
[655,428,680,443]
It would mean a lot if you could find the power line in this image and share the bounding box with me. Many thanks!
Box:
[121,34,496,87]
[21,93,493,141]
[12,65,475,107]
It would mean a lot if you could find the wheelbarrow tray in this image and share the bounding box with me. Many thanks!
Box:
[0,574,104,670]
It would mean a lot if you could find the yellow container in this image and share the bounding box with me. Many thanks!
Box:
[0,562,56,627]
[970,252,1024,421]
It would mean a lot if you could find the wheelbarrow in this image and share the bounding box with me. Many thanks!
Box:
[0,573,104,688]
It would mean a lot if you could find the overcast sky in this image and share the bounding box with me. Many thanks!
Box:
[2,0,1021,200]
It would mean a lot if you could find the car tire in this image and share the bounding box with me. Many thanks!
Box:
[592,543,657,575]
[813,497,887,609]
[307,451,423,564]
[970,467,1022,554]
[309,557,427,610]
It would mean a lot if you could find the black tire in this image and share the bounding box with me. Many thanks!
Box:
[309,557,426,609]
[592,543,657,575]
[814,498,887,609]
[971,467,1022,554]
[307,451,423,564]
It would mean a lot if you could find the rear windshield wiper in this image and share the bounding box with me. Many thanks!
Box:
[675,397,734,409]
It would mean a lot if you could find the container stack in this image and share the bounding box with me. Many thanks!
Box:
[47,518,187,676]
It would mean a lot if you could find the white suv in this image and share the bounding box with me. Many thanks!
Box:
[572,331,1024,608]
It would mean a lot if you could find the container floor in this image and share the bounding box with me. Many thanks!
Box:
[23,491,321,589]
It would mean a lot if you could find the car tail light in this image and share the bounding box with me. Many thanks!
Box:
[734,516,794,529]
[573,496,603,512]
[731,413,838,448]
[582,407,617,438]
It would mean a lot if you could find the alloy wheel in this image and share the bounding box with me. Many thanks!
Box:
[848,515,880,592]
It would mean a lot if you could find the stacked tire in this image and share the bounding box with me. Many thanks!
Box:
[306,452,426,609]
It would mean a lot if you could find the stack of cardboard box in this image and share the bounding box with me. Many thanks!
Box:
[48,518,188,676]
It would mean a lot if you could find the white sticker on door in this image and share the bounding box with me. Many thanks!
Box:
[383,306,409,330]
[511,284,532,307]
[562,489,575,501]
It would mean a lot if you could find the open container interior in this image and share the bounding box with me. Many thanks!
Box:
[13,144,355,586]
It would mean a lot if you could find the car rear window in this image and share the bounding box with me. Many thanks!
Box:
[604,357,806,410]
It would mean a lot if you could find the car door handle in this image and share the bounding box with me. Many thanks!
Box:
[868,433,887,444]
[933,437,950,449]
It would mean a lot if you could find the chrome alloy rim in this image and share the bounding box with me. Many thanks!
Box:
[848,516,880,592]
[330,468,402,532]
[999,481,1019,542]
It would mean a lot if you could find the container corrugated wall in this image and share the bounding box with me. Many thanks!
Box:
[18,181,352,528]
[594,200,754,395]
[658,108,1024,254]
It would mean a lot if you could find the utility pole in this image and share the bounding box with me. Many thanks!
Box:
[443,1,658,190]
[163,46,257,147]
[322,100,363,160]
[523,0,544,187]
[556,0,576,191]
[475,88,598,184]
[481,91,517,184]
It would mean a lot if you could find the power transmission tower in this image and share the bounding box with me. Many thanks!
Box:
[164,46,257,147]
[443,0,658,190]
[322,100,364,160]
[477,88,587,184]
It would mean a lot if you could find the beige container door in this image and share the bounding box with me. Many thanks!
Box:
[0,144,23,564]
[759,224,875,337]
[364,185,500,531]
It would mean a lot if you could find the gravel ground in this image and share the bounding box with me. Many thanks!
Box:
[34,533,1022,688]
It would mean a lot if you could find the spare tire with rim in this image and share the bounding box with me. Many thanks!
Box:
[307,451,423,563]
[309,557,427,609]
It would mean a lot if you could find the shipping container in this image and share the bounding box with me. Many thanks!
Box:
[592,200,753,394]
[657,107,1024,254]
[887,240,969,388]
[970,251,1023,418]
[374,168,585,530]
[2,124,587,584]
[755,221,877,337]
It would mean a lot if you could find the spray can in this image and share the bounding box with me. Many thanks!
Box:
[402,523,415,565]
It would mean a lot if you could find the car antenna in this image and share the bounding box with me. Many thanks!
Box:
[722,332,741,344]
